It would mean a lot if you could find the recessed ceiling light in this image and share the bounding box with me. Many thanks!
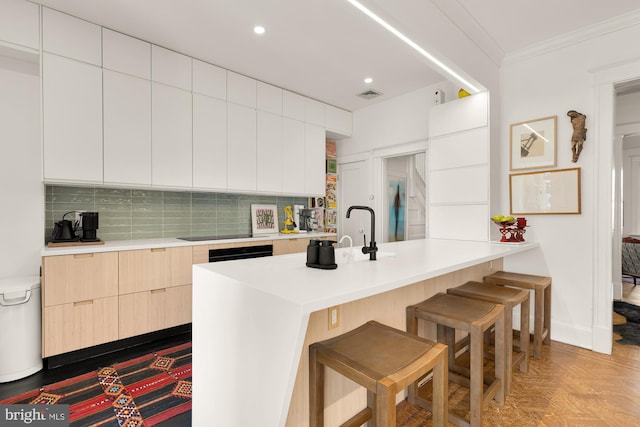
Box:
[364,77,373,84]
[254,26,266,35]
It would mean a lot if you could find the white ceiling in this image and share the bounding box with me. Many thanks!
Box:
[32,0,640,111]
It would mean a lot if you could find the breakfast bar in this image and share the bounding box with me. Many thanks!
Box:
[192,238,538,426]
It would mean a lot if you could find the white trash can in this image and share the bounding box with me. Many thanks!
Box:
[0,276,43,382]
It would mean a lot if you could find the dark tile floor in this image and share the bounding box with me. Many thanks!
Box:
[0,332,192,426]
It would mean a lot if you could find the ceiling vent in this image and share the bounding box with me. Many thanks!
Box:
[357,89,383,100]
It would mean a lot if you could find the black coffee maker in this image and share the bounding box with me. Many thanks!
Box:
[80,212,100,242]
[306,240,337,269]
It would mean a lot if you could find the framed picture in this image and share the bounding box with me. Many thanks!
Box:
[510,167,581,215]
[327,158,337,174]
[387,176,407,242]
[251,204,279,234]
[510,115,557,170]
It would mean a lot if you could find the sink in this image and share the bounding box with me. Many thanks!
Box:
[336,247,396,263]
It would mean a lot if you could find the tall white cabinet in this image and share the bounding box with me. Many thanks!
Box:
[102,29,152,186]
[428,92,490,241]
[42,8,103,184]
[42,53,103,184]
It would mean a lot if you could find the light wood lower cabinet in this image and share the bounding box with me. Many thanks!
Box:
[43,296,118,357]
[42,252,118,307]
[273,238,310,255]
[273,237,332,255]
[42,245,193,357]
[119,285,192,339]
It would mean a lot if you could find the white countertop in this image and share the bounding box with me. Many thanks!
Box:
[40,232,336,256]
[191,238,538,427]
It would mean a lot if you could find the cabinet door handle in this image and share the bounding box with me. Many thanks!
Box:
[151,288,167,294]
[74,299,93,306]
[151,248,166,253]
[74,253,94,259]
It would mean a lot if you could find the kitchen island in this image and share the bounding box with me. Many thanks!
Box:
[192,238,538,427]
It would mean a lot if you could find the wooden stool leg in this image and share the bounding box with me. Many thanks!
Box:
[432,350,448,427]
[309,346,323,427]
[494,311,506,404]
[376,379,395,427]
[406,309,419,405]
[534,288,545,359]
[519,297,530,372]
[544,284,552,345]
[469,325,483,427]
[503,308,513,396]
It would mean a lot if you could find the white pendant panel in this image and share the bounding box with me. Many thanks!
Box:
[429,204,489,241]
[42,8,102,65]
[430,165,488,204]
[0,0,39,50]
[429,91,488,138]
[192,59,226,100]
[102,29,150,79]
[430,127,488,171]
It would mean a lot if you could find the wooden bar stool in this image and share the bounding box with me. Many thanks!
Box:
[309,320,448,427]
[484,271,552,359]
[406,293,505,427]
[446,281,529,396]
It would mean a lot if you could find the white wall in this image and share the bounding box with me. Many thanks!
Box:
[500,18,640,350]
[0,55,43,279]
[339,81,458,157]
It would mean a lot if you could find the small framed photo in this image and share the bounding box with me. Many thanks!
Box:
[510,115,557,170]
[327,158,337,174]
[251,204,279,235]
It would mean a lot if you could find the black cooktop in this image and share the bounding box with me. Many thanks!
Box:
[177,234,254,242]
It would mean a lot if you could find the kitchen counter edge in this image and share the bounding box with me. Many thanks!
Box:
[41,232,337,257]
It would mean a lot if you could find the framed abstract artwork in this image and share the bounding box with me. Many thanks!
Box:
[510,167,581,214]
[510,115,557,170]
[251,204,279,234]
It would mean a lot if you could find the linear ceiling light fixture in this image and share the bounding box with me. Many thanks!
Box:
[345,0,481,94]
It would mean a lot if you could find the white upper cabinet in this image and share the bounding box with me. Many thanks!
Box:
[283,90,305,121]
[304,123,326,195]
[43,53,103,183]
[257,82,282,114]
[151,45,191,90]
[257,111,283,193]
[227,103,257,191]
[193,59,226,100]
[193,93,227,190]
[42,8,101,66]
[282,118,305,194]
[152,82,193,188]
[227,71,256,108]
[0,0,39,50]
[102,29,150,79]
[429,91,488,137]
[325,104,352,137]
[103,70,152,186]
[304,98,324,127]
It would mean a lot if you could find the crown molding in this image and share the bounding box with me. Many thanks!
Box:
[503,9,640,66]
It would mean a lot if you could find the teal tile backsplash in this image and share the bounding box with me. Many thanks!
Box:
[45,186,308,242]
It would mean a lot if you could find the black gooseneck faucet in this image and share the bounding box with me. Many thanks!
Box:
[346,205,378,260]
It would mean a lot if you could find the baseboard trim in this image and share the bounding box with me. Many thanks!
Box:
[45,324,192,369]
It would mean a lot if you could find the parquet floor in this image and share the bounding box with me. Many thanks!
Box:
[397,291,640,426]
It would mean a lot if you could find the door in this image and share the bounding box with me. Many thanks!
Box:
[338,160,369,244]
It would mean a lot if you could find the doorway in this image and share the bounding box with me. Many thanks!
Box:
[382,153,426,242]
[616,79,640,305]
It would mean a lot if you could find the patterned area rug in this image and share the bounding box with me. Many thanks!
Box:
[613,301,640,346]
[0,342,191,426]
